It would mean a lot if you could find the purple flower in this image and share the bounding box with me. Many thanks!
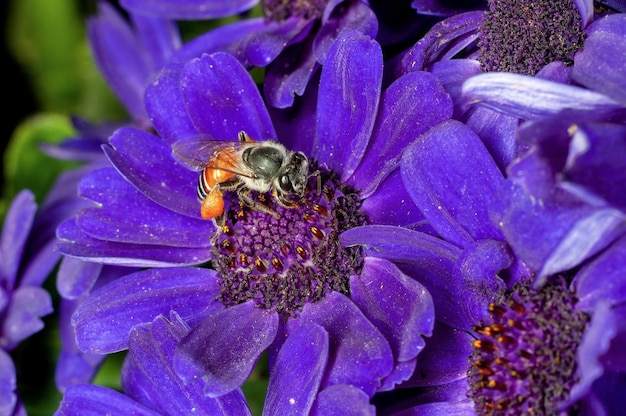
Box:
[87,1,181,126]
[120,0,378,108]
[55,32,455,409]
[392,1,626,172]
[55,312,251,415]
[343,119,625,414]
[1,190,54,415]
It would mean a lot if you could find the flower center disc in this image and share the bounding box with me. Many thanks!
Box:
[212,165,366,316]
[467,276,590,415]
[261,0,328,22]
[478,0,586,74]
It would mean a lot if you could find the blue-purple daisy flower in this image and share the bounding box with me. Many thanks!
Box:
[55,32,455,409]
[120,0,378,108]
[343,116,625,414]
[1,185,84,415]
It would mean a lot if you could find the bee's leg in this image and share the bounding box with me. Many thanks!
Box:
[201,186,225,220]
[238,189,280,219]
[308,169,321,196]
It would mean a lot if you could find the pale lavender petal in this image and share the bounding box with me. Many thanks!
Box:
[401,120,506,248]
[121,0,258,19]
[180,53,276,141]
[55,384,160,416]
[0,350,16,416]
[310,385,375,416]
[2,286,52,350]
[263,322,328,415]
[314,32,382,182]
[56,219,212,267]
[574,0,594,26]
[289,291,394,396]
[174,301,279,397]
[350,71,453,196]
[574,235,626,312]
[72,268,221,353]
[462,72,626,120]
[1,190,36,286]
[103,128,204,218]
[350,257,434,363]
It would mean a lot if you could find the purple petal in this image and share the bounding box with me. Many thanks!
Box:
[310,385,375,416]
[55,384,159,416]
[430,59,482,117]
[175,17,307,68]
[180,53,276,140]
[495,183,625,287]
[572,14,626,106]
[574,235,626,312]
[264,323,328,415]
[2,286,52,350]
[288,291,394,396]
[350,71,453,196]
[350,257,434,363]
[401,120,506,248]
[566,302,618,406]
[131,14,181,71]
[55,299,104,392]
[56,219,212,267]
[462,73,626,120]
[1,190,36,286]
[397,11,484,74]
[263,23,319,109]
[341,225,485,331]
[404,322,474,387]
[173,301,279,397]
[56,257,103,300]
[76,167,212,246]
[87,2,151,122]
[145,63,198,144]
[72,268,221,354]
[563,122,626,211]
[0,350,16,416]
[123,313,251,415]
[103,128,205,218]
[120,0,258,19]
[360,169,430,229]
[314,32,382,181]
[313,1,378,64]
[464,106,519,171]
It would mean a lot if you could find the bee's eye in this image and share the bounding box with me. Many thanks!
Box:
[279,175,293,191]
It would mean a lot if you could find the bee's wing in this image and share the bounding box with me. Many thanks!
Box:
[172,137,257,178]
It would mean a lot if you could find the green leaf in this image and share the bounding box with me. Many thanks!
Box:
[2,114,78,216]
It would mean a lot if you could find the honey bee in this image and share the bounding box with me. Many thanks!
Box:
[172,131,310,223]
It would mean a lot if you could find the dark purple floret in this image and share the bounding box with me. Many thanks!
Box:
[214,164,367,315]
[261,0,328,22]
[479,0,586,74]
[468,276,590,415]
